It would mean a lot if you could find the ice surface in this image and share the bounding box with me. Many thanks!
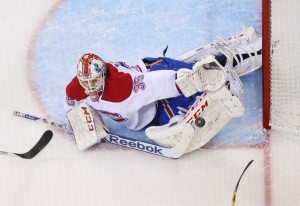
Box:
[1,1,300,206]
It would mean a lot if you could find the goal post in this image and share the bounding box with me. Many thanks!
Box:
[262,0,300,132]
[262,0,271,130]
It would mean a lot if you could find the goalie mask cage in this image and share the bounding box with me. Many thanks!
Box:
[262,0,300,132]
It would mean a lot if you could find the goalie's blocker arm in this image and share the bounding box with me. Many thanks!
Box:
[66,102,108,151]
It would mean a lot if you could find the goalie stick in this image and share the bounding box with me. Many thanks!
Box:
[0,130,53,159]
[13,111,192,159]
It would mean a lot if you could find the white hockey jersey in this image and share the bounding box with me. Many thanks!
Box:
[65,60,181,130]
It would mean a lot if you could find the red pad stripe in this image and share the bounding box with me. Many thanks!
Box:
[161,99,175,118]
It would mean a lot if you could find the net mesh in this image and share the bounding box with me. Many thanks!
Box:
[270,0,300,132]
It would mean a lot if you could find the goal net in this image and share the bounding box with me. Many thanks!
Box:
[262,0,300,132]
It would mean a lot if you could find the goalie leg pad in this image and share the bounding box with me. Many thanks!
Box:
[209,87,245,118]
[146,87,244,154]
[66,102,108,151]
[184,87,244,153]
[145,115,195,149]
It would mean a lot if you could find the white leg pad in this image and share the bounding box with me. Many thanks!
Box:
[145,115,195,149]
[177,26,262,77]
[146,87,244,154]
[184,87,244,153]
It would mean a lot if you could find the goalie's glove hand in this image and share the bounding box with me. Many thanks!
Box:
[176,55,226,97]
[193,55,227,92]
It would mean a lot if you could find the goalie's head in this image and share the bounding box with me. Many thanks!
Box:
[76,53,107,101]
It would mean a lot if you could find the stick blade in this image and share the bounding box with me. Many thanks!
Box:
[16,130,53,159]
[231,160,254,206]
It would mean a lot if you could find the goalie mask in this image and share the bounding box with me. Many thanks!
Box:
[77,53,107,102]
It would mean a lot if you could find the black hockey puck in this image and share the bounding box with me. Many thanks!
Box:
[195,117,205,127]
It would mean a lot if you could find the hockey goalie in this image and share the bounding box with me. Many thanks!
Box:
[65,26,262,155]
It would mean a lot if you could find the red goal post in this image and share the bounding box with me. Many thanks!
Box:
[262,0,271,130]
[262,0,300,132]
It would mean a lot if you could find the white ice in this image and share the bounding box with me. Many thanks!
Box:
[1,0,300,206]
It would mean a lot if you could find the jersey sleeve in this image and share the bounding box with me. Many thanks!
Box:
[129,69,181,106]
[102,63,181,109]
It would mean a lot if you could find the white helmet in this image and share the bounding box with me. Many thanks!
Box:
[76,53,107,101]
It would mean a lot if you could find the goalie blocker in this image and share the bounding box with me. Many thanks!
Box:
[66,102,108,151]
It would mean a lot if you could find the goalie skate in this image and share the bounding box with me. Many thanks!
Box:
[177,26,262,77]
